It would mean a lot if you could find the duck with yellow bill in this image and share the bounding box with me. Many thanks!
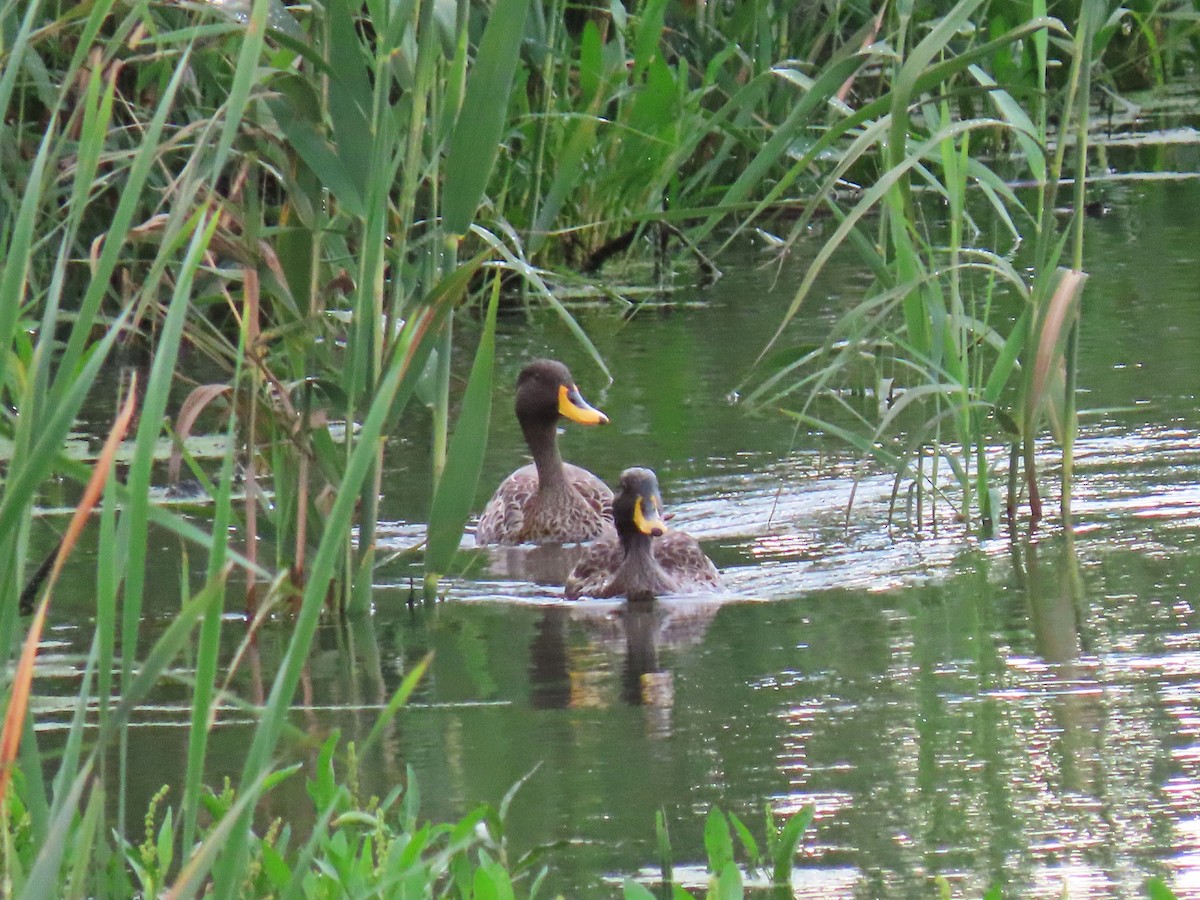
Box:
[565,467,721,601]
[476,359,614,545]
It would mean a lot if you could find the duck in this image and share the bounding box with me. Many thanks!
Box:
[565,467,722,601]
[476,359,615,545]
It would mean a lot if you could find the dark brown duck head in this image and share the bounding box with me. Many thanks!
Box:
[516,358,608,429]
[613,467,668,545]
[476,359,614,545]
[516,359,608,483]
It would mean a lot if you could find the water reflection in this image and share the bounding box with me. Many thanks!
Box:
[1018,535,1104,796]
[484,543,589,586]
[527,598,720,726]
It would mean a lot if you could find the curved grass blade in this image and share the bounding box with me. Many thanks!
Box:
[361,651,435,754]
[424,279,500,583]
[0,375,137,805]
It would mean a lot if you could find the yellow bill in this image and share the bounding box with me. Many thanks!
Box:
[558,383,609,425]
[633,496,667,537]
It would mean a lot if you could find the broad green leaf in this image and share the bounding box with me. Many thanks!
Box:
[771,805,814,885]
[325,0,374,196]
[727,812,759,866]
[269,82,367,218]
[711,860,743,900]
[442,0,531,235]
[580,20,603,102]
[704,808,734,874]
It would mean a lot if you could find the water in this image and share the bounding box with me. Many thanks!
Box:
[33,167,1200,894]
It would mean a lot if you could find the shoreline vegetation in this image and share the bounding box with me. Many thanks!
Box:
[2,0,1197,895]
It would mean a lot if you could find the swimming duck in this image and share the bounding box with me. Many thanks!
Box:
[565,467,722,600]
[476,359,614,545]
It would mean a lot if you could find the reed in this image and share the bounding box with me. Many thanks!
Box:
[745,0,1127,535]
[0,0,533,890]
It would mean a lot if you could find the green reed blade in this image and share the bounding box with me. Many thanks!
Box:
[0,109,55,401]
[63,778,105,900]
[725,18,1065,255]
[22,757,95,900]
[529,108,603,253]
[762,118,1007,360]
[442,0,530,236]
[0,306,131,543]
[0,0,45,120]
[213,0,270,179]
[211,299,454,895]
[425,280,499,580]
[53,43,195,394]
[25,577,219,891]
[889,0,986,169]
[15,712,49,846]
[119,207,219,682]
[325,0,373,200]
[630,0,667,79]
[696,52,869,247]
[967,64,1045,182]
[361,652,434,755]
[180,362,244,854]
[984,308,1030,407]
[269,97,367,217]
[165,771,271,900]
[473,225,611,382]
[48,633,100,812]
[95,475,119,733]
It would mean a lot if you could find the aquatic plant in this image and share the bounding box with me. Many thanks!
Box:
[0,0,540,890]
[3,727,553,898]
[744,0,1125,536]
[623,804,814,898]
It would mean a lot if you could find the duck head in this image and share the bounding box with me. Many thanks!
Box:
[613,467,668,541]
[515,359,609,429]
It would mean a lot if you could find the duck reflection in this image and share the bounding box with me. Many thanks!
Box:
[527,598,720,724]
[484,542,591,586]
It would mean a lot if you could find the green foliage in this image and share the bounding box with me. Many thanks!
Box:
[3,734,540,899]
[635,804,814,899]
[743,0,1129,535]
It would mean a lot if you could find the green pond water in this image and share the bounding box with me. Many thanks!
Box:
[32,143,1200,896]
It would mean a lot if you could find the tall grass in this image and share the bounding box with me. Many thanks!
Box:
[0,0,542,890]
[741,0,1141,536]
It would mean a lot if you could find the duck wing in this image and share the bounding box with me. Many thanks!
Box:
[475,464,537,545]
[564,463,614,522]
[654,532,722,592]
[564,536,623,600]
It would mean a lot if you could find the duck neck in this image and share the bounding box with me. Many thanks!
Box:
[613,531,674,601]
[524,419,569,494]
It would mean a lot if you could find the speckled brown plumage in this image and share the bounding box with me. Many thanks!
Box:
[476,360,615,545]
[565,468,722,600]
